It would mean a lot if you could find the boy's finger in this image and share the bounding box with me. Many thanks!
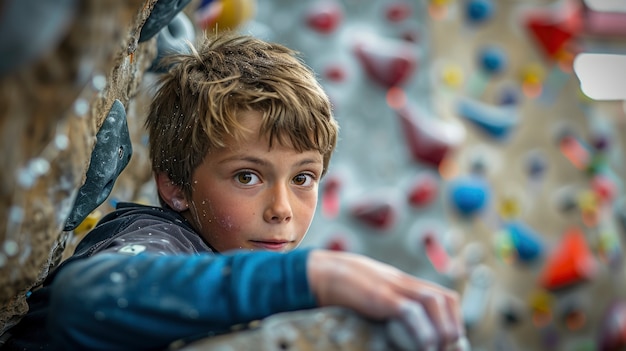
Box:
[396,299,438,350]
[417,290,459,347]
[401,281,464,345]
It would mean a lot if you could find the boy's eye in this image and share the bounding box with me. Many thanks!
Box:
[293,174,314,186]
[235,172,260,185]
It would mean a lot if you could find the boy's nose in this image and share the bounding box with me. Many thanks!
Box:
[263,184,293,223]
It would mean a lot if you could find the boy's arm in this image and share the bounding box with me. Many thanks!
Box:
[49,248,465,351]
[48,249,316,350]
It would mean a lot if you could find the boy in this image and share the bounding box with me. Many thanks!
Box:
[3,32,465,350]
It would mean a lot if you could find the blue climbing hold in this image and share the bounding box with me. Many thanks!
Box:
[465,0,495,25]
[497,85,520,106]
[526,150,547,179]
[506,221,543,263]
[448,176,490,217]
[478,45,507,75]
[456,97,519,140]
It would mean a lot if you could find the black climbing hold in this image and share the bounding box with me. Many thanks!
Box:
[64,99,132,231]
[139,0,193,42]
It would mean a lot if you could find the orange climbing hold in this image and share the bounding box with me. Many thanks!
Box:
[539,227,597,290]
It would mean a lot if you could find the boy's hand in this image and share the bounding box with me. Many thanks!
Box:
[308,249,466,350]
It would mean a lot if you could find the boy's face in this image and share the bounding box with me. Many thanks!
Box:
[184,110,324,253]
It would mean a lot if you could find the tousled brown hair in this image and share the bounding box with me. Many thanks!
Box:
[145,32,339,203]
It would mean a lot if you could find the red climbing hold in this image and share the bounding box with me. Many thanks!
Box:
[386,2,413,23]
[305,1,343,34]
[523,0,582,60]
[321,176,342,219]
[324,63,348,83]
[396,106,465,167]
[326,236,348,251]
[353,35,418,88]
[539,227,597,290]
[408,172,439,207]
[423,232,449,273]
[350,199,396,231]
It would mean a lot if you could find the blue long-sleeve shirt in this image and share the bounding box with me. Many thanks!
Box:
[4,203,317,350]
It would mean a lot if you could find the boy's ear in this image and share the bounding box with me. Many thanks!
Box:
[155,173,189,212]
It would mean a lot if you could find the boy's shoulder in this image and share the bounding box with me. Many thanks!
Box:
[67,202,212,263]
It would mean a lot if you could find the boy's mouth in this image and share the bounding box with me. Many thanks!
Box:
[249,240,291,251]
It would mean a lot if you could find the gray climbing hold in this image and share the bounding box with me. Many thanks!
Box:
[64,99,132,231]
[150,11,196,73]
[0,0,77,76]
[139,0,193,42]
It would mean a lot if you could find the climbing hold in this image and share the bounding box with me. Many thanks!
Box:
[464,0,495,25]
[407,172,439,207]
[456,97,518,140]
[65,100,132,231]
[385,2,413,23]
[497,194,521,220]
[447,176,490,217]
[538,227,597,290]
[499,296,524,327]
[462,265,493,329]
[520,63,545,98]
[422,232,449,273]
[73,210,102,237]
[353,34,418,88]
[386,87,407,110]
[598,300,626,351]
[528,289,554,327]
[323,63,348,83]
[321,176,342,219]
[305,1,343,34]
[325,237,347,252]
[577,189,601,227]
[591,175,617,204]
[583,6,626,36]
[350,198,397,231]
[505,221,543,263]
[477,45,507,75]
[150,11,196,73]
[395,105,465,167]
[497,84,520,106]
[559,134,590,170]
[525,149,547,179]
[139,0,193,42]
[441,63,464,89]
[561,303,586,331]
[203,0,256,32]
[195,0,221,29]
[523,1,582,61]
[494,229,516,264]
[0,0,77,76]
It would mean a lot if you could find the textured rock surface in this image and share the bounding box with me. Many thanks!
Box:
[174,307,397,351]
[0,0,158,333]
[0,1,390,349]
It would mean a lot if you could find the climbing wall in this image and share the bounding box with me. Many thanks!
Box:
[0,0,202,336]
[237,0,626,350]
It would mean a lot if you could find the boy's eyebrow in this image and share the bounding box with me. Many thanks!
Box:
[219,156,323,167]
